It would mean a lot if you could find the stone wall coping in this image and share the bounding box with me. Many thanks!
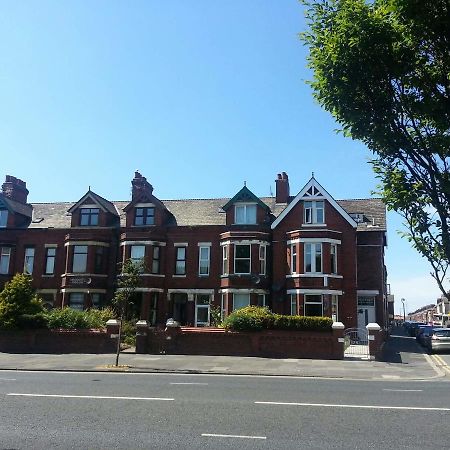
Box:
[331,322,345,330]
[106,319,120,326]
[366,322,381,331]
[136,320,149,327]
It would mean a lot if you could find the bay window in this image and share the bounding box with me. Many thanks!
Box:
[222,246,228,275]
[259,245,266,275]
[130,245,145,264]
[290,244,297,274]
[330,244,338,274]
[234,244,251,274]
[72,245,88,273]
[152,246,160,274]
[304,243,322,273]
[304,294,323,317]
[233,293,250,311]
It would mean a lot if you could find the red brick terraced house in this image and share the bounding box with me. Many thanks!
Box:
[0,171,389,330]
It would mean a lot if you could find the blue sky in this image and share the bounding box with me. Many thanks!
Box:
[0,1,442,313]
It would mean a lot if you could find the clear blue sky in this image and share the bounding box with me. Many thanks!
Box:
[0,1,441,313]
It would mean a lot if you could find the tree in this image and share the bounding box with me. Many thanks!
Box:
[301,0,450,295]
[112,258,144,366]
[0,273,46,329]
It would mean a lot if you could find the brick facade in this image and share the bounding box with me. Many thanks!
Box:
[0,172,389,330]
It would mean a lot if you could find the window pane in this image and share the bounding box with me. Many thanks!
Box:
[45,248,56,274]
[235,259,250,274]
[305,244,312,272]
[73,246,88,273]
[315,245,322,272]
[177,247,186,260]
[175,260,186,274]
[69,293,84,310]
[305,303,323,317]
[245,205,257,224]
[235,205,245,223]
[235,245,250,258]
[233,293,250,311]
[131,245,145,261]
[0,247,11,274]
[316,202,324,223]
[24,248,35,274]
[0,209,8,227]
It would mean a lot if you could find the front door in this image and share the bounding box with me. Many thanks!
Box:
[172,293,188,324]
[357,296,376,339]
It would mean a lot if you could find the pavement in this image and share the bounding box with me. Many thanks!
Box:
[0,326,448,380]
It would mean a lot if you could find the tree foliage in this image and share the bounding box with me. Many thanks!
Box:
[0,273,46,329]
[301,0,450,294]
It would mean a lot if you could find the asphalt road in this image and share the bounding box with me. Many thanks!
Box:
[1,370,449,449]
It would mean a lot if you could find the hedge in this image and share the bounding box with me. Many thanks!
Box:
[223,306,332,332]
[45,307,116,330]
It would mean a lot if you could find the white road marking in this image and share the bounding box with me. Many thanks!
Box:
[8,393,174,401]
[255,401,450,411]
[0,378,16,381]
[170,382,208,385]
[202,433,266,440]
[382,389,423,392]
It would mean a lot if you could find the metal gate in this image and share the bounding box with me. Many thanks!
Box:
[344,327,369,358]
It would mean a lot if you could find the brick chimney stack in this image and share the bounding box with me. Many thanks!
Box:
[2,175,29,204]
[131,171,153,201]
[275,172,289,203]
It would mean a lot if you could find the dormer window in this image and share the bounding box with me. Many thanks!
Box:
[135,207,155,226]
[235,204,257,224]
[80,208,99,226]
[0,209,8,227]
[304,201,324,224]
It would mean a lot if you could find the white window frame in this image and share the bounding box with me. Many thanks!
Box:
[304,294,323,317]
[222,246,229,275]
[69,292,84,310]
[290,244,297,274]
[0,209,8,228]
[175,246,187,275]
[0,247,11,274]
[45,247,56,275]
[151,246,160,274]
[233,293,250,311]
[198,246,210,276]
[234,244,251,274]
[304,200,325,224]
[195,294,211,327]
[23,247,35,274]
[330,244,338,274]
[259,245,266,275]
[130,245,145,264]
[234,203,257,225]
[290,294,297,315]
[304,243,322,273]
[149,292,158,325]
[257,294,266,307]
[332,294,339,322]
[72,245,88,273]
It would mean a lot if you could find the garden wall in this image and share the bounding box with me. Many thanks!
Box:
[0,329,116,354]
[138,325,345,359]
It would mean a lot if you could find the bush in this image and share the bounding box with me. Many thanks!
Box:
[121,320,136,346]
[0,274,47,330]
[46,307,116,330]
[223,306,333,332]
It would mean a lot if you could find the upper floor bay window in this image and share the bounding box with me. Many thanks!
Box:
[304,200,324,224]
[290,244,297,274]
[175,246,186,275]
[222,246,229,275]
[0,209,8,227]
[72,245,88,273]
[151,246,160,274]
[130,245,145,264]
[234,244,251,274]
[330,244,338,274]
[235,204,257,224]
[259,245,266,275]
[304,294,323,317]
[80,208,99,226]
[198,246,210,276]
[94,247,104,273]
[304,243,322,273]
[0,247,11,274]
[44,247,56,275]
[23,247,35,274]
[134,207,155,226]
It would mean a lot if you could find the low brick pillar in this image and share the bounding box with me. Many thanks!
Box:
[332,322,345,359]
[135,320,149,354]
[366,323,382,360]
[106,319,120,338]
[164,319,181,353]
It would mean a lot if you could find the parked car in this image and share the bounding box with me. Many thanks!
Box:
[425,328,450,353]
[416,326,437,346]
[408,322,426,337]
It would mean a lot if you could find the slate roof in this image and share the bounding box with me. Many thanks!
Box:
[28,196,386,231]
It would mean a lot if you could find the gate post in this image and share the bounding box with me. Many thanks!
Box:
[366,323,382,360]
[332,322,345,359]
[135,320,149,354]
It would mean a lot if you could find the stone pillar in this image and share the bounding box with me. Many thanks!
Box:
[366,322,382,360]
[332,322,345,359]
[164,319,181,354]
[135,320,149,354]
[106,319,120,337]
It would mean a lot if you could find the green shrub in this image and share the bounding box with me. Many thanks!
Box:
[121,320,136,346]
[46,307,116,330]
[223,306,333,332]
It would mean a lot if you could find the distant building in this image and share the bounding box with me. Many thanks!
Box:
[0,171,389,329]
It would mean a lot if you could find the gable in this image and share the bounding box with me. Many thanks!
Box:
[68,191,118,216]
[271,177,357,229]
[222,186,269,211]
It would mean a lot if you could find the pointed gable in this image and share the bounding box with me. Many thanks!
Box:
[271,177,357,229]
[68,190,118,216]
[222,185,269,211]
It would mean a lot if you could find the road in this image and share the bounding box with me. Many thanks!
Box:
[1,370,449,449]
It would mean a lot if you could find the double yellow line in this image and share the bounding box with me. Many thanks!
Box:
[431,354,450,375]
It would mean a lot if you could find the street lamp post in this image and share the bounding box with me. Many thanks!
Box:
[401,298,406,323]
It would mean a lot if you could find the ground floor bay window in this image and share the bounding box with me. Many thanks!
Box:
[233,293,250,311]
[304,294,323,317]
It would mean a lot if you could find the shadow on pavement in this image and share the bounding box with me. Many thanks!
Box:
[381,326,428,364]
